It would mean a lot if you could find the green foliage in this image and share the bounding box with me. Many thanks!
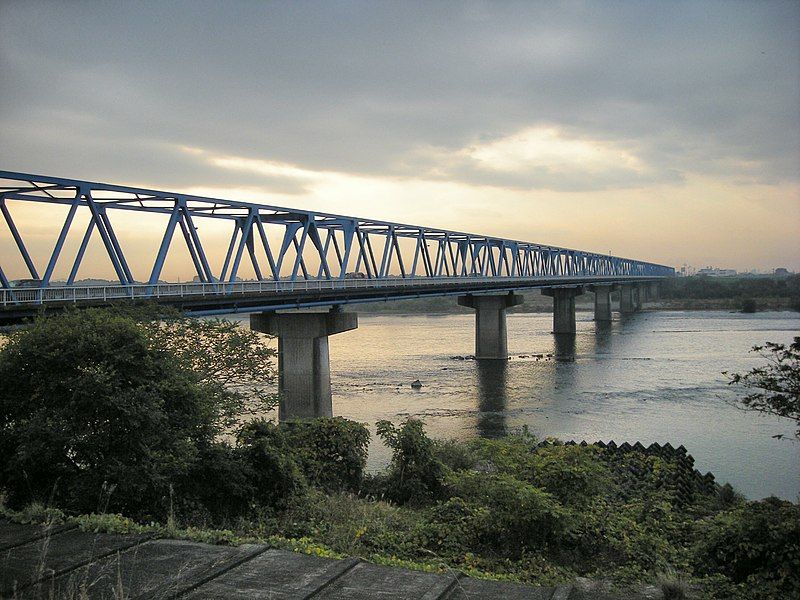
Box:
[238,417,370,495]
[727,337,800,437]
[444,471,566,556]
[237,422,309,511]
[661,274,800,302]
[694,497,800,597]
[375,419,444,505]
[526,444,614,507]
[0,308,224,517]
[140,311,278,424]
[456,432,539,478]
[740,297,757,313]
[283,418,370,492]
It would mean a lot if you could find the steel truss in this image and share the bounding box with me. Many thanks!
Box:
[0,171,674,297]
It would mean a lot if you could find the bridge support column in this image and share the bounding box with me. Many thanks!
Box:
[619,284,637,314]
[542,287,584,334]
[251,309,358,421]
[458,293,524,359]
[589,284,614,322]
[648,282,660,302]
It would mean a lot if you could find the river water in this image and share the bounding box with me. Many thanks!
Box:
[249,310,799,501]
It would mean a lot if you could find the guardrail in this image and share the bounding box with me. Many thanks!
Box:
[1,275,663,307]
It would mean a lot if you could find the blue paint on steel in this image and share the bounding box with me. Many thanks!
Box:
[0,171,674,311]
[67,219,95,285]
[41,196,79,287]
[1,198,39,279]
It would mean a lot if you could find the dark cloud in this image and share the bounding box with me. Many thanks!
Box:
[0,0,797,191]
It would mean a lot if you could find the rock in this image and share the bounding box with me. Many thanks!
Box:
[410,379,423,389]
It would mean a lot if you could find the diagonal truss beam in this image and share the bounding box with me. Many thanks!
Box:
[0,170,674,290]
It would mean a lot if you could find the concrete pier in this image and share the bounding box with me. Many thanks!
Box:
[251,309,358,420]
[458,293,524,359]
[619,284,637,314]
[542,287,584,334]
[647,282,660,303]
[589,284,614,322]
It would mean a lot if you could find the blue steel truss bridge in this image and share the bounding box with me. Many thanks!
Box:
[0,171,672,316]
[1,171,673,419]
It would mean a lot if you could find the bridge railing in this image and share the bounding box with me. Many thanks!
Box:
[0,275,664,307]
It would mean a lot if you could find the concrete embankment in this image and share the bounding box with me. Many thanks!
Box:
[1,519,580,599]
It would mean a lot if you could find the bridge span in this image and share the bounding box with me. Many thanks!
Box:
[1,171,673,419]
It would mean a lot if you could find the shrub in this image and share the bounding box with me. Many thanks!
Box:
[237,421,309,511]
[694,497,800,596]
[238,418,369,494]
[527,444,614,507]
[282,417,370,492]
[432,439,478,472]
[459,431,539,479]
[740,298,757,313]
[414,497,488,558]
[376,419,444,505]
[444,471,566,556]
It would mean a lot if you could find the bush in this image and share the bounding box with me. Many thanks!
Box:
[283,418,370,492]
[527,444,614,507]
[376,419,444,505]
[238,418,370,496]
[740,298,757,313]
[694,497,800,596]
[444,471,566,556]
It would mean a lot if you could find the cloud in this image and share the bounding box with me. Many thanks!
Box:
[0,0,797,271]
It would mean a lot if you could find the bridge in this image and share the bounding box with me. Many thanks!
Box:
[1,171,673,419]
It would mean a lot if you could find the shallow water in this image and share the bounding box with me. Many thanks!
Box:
[242,310,799,500]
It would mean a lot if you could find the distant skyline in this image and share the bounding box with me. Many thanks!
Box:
[1,0,798,280]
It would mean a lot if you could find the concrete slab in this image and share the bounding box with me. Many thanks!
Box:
[0,527,150,596]
[0,519,75,552]
[444,578,566,599]
[184,550,359,599]
[23,539,268,600]
[312,561,457,599]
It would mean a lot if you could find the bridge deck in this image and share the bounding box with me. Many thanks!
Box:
[0,275,660,321]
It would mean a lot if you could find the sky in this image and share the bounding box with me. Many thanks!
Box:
[1,0,799,281]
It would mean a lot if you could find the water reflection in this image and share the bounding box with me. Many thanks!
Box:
[475,360,508,437]
[553,333,577,361]
[592,322,614,355]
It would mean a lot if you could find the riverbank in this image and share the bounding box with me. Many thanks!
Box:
[2,427,796,600]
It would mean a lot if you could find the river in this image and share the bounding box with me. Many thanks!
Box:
[248,310,799,501]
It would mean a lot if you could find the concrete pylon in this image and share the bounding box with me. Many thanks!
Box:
[588,284,614,322]
[251,309,358,421]
[458,293,524,359]
[619,284,637,314]
[541,287,584,334]
[648,282,660,302]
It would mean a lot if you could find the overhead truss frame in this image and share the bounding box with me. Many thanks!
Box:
[0,170,674,292]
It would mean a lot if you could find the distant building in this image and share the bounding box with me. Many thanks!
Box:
[696,267,737,277]
[774,268,790,277]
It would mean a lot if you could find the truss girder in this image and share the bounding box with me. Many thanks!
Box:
[0,171,674,292]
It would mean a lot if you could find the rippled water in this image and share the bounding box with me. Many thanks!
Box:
[241,310,799,500]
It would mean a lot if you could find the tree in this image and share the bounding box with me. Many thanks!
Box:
[727,337,800,438]
[140,310,278,428]
[0,306,277,517]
